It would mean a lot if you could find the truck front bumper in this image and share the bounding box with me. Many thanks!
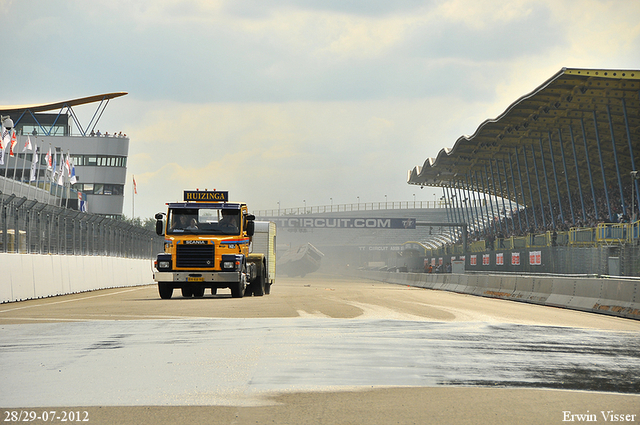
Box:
[154,271,242,283]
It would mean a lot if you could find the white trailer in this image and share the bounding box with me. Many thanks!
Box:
[249,221,276,293]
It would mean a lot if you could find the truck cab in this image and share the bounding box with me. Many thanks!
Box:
[153,190,274,299]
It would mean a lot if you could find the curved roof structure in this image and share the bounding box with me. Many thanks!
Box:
[408,68,639,215]
[0,92,127,115]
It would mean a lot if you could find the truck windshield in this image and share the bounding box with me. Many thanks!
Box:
[167,208,241,235]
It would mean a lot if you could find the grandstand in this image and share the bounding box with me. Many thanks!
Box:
[407,68,639,276]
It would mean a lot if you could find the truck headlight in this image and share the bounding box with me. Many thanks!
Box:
[158,261,170,269]
[221,255,242,271]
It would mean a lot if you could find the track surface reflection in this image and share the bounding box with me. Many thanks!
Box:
[1,318,638,407]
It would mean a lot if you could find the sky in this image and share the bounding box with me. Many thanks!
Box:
[2,0,639,220]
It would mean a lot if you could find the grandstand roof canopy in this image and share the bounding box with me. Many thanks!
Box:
[0,92,128,115]
[0,92,128,137]
[408,68,639,208]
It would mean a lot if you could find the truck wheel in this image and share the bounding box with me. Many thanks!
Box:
[159,283,173,299]
[193,287,205,298]
[253,262,266,297]
[181,287,193,298]
[231,265,246,298]
[231,280,244,298]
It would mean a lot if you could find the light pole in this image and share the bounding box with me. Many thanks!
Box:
[632,171,639,222]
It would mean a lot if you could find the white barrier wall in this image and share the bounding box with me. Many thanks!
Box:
[1,254,154,303]
[360,271,640,320]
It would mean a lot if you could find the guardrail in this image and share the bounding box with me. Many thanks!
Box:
[255,199,452,216]
[361,270,640,320]
[1,192,163,258]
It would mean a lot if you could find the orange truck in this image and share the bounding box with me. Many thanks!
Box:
[153,190,275,299]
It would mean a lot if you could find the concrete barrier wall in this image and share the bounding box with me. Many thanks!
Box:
[1,254,154,303]
[360,271,640,320]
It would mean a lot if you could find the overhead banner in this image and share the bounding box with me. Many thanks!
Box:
[267,217,416,229]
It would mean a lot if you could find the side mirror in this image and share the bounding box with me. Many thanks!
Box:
[246,220,255,237]
[156,220,164,236]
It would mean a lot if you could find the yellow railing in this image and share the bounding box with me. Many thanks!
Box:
[569,227,597,246]
[469,240,486,252]
[597,222,628,244]
[430,219,640,253]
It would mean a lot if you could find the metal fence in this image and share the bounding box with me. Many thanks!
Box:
[419,245,640,276]
[0,192,163,258]
[422,220,640,276]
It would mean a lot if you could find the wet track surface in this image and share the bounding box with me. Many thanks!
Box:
[1,275,639,425]
[1,317,639,407]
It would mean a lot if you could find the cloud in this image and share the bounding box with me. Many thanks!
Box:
[117,96,483,217]
[2,0,639,221]
[223,0,433,18]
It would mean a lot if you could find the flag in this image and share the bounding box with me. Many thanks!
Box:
[64,152,71,175]
[30,144,39,181]
[78,191,87,212]
[57,155,65,185]
[133,175,137,194]
[79,192,87,212]
[22,136,32,153]
[69,163,77,185]
[46,147,52,170]
[0,127,9,150]
[8,131,16,157]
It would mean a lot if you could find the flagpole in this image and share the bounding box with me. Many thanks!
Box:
[29,143,37,201]
[64,150,70,209]
[57,150,62,207]
[10,132,19,196]
[53,150,58,206]
[58,151,64,208]
[11,135,19,196]
[1,148,7,194]
[35,143,43,202]
[2,136,10,194]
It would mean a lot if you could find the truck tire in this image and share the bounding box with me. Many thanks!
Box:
[231,265,246,298]
[181,287,193,298]
[193,286,205,298]
[253,262,266,297]
[158,283,173,299]
[231,280,244,298]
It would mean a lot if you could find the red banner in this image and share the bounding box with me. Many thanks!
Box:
[529,251,542,265]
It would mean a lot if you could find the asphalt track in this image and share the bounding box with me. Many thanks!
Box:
[1,273,639,425]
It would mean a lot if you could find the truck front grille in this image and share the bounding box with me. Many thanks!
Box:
[176,244,215,268]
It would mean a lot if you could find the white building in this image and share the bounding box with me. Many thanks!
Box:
[0,93,129,217]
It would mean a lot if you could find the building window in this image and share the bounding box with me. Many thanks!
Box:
[73,155,126,167]
[72,183,123,195]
